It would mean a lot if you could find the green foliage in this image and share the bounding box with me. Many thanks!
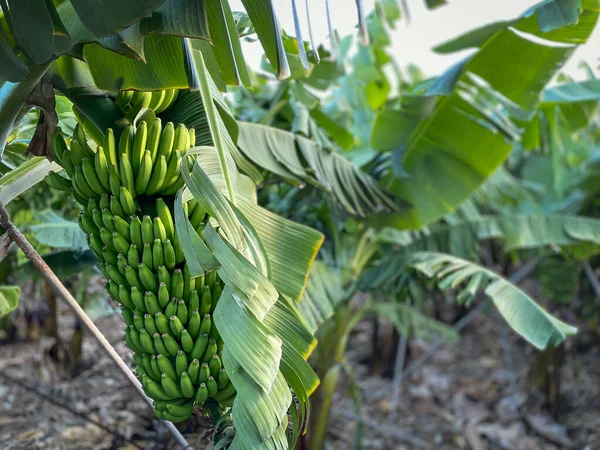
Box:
[0,285,19,317]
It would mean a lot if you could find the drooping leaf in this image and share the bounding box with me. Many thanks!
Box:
[83,34,188,91]
[1,0,54,64]
[240,0,290,79]
[140,0,209,39]
[409,251,577,349]
[29,210,87,250]
[69,0,164,38]
[372,0,599,228]
[237,122,399,215]
[0,24,28,82]
[0,157,61,205]
[0,285,19,317]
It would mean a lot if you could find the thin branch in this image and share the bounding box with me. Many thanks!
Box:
[0,372,142,449]
[0,201,191,450]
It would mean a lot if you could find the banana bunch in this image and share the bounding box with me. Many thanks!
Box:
[48,120,235,423]
[115,89,180,120]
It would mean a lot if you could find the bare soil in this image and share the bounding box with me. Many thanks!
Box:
[1,285,599,450]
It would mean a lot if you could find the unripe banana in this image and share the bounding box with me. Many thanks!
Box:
[153,332,170,356]
[103,128,117,167]
[154,89,178,114]
[135,150,153,195]
[119,153,136,196]
[60,118,234,419]
[129,216,143,249]
[102,209,116,232]
[180,372,194,398]
[165,400,193,418]
[206,376,218,397]
[139,263,158,292]
[157,353,178,381]
[194,383,208,406]
[74,165,96,197]
[51,129,67,164]
[99,194,110,211]
[169,315,184,338]
[153,239,165,270]
[131,121,147,174]
[117,254,128,275]
[180,329,193,353]
[154,311,171,335]
[146,155,167,195]
[142,242,153,271]
[153,217,167,243]
[110,195,124,217]
[45,172,72,192]
[148,90,166,111]
[118,125,134,160]
[163,240,176,271]
[141,216,154,244]
[157,122,175,162]
[102,245,118,267]
[147,118,162,163]
[190,333,208,360]
[162,333,181,355]
[198,362,210,383]
[109,165,121,197]
[187,359,200,381]
[144,313,158,335]
[187,310,201,339]
[144,291,160,315]
[175,350,188,376]
[113,216,130,241]
[94,146,110,191]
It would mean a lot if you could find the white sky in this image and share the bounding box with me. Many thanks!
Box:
[230,0,600,80]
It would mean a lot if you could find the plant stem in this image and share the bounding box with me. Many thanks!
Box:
[0,201,191,450]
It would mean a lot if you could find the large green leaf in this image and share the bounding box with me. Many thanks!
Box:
[0,157,61,205]
[409,251,577,349]
[140,0,209,39]
[297,261,345,333]
[240,0,289,79]
[83,34,187,91]
[0,63,50,158]
[1,0,53,64]
[0,23,28,82]
[543,79,600,103]
[237,122,399,216]
[379,213,600,246]
[371,0,599,229]
[69,0,164,38]
[29,210,87,250]
[0,285,19,317]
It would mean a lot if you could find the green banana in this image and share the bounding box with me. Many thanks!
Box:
[194,383,208,406]
[45,172,72,192]
[139,263,158,292]
[113,216,130,241]
[147,118,162,162]
[153,333,170,356]
[142,242,153,271]
[110,195,124,217]
[154,311,171,335]
[163,240,176,271]
[131,121,147,174]
[206,376,218,397]
[156,353,178,381]
[209,354,221,378]
[144,291,160,315]
[119,153,136,196]
[129,216,143,248]
[157,265,171,288]
[118,125,134,159]
[94,146,110,190]
[141,215,154,244]
[175,350,188,376]
[103,128,117,166]
[180,372,194,398]
[180,329,193,353]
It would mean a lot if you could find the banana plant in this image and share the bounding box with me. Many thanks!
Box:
[0,1,598,449]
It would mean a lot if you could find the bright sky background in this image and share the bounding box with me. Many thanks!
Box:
[230,0,600,80]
